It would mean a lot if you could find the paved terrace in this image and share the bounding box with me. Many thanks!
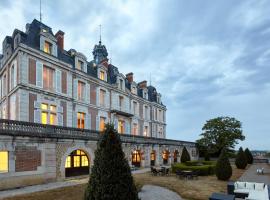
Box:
[0,119,196,147]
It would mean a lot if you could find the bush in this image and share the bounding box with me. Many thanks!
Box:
[216,149,232,181]
[235,147,248,169]
[84,124,139,200]
[181,146,191,163]
[171,162,216,176]
[244,148,253,164]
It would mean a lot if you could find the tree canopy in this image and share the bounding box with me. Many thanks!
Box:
[85,124,139,200]
[196,117,245,157]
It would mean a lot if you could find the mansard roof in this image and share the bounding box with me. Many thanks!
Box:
[0,19,164,105]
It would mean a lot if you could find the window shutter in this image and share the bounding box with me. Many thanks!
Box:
[34,101,41,123]
[67,74,72,96]
[96,87,100,106]
[125,120,130,134]
[55,69,62,93]
[86,83,90,103]
[52,44,58,57]
[86,113,91,129]
[106,90,110,108]
[57,113,63,126]
[40,37,45,51]
[34,101,41,109]
[114,118,118,131]
[125,97,129,113]
[0,78,2,99]
[36,61,43,87]
[105,72,107,82]
[14,61,17,87]
[96,115,100,131]
[73,79,78,100]
[84,62,87,73]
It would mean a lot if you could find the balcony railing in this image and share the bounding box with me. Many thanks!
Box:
[0,119,196,147]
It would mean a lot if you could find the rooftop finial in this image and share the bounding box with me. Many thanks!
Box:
[150,73,152,86]
[39,0,42,22]
[99,24,102,44]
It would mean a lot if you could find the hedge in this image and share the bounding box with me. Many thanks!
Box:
[171,163,216,176]
[185,160,216,166]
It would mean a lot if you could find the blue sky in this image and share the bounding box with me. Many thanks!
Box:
[1,0,270,150]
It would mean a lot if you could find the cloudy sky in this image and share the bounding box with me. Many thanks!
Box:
[1,0,270,150]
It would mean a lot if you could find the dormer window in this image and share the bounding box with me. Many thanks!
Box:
[99,71,105,81]
[44,41,52,54]
[120,79,123,90]
[77,60,84,71]
[131,86,136,94]
[143,90,148,99]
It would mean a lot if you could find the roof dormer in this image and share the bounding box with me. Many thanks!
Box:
[40,29,58,57]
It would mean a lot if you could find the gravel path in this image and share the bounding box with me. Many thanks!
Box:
[139,185,182,200]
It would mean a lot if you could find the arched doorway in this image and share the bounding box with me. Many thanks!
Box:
[65,149,89,177]
[150,150,156,166]
[162,150,170,165]
[132,150,141,167]
[174,150,179,163]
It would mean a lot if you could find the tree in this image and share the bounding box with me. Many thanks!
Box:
[235,147,248,169]
[216,148,232,181]
[84,124,139,200]
[196,117,245,157]
[244,148,253,164]
[181,146,191,163]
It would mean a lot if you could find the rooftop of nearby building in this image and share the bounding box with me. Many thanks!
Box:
[0,19,164,106]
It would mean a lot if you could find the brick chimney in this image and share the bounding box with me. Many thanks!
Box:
[138,80,147,89]
[126,72,133,83]
[55,30,65,50]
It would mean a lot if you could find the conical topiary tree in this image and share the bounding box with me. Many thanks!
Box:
[216,148,232,180]
[181,146,191,163]
[235,147,248,169]
[244,148,253,164]
[84,124,139,200]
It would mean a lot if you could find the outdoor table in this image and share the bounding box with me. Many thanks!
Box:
[209,193,235,200]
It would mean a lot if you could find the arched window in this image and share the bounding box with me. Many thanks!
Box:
[150,150,156,166]
[65,150,89,177]
[162,150,169,165]
[132,150,141,167]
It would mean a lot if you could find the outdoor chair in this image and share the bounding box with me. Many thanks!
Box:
[191,170,199,180]
[151,167,159,176]
[175,169,184,179]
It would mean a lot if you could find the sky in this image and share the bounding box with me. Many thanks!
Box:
[1,0,270,150]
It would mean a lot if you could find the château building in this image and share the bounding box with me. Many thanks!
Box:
[0,19,197,190]
[0,19,166,138]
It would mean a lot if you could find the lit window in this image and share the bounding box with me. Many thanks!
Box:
[118,120,124,134]
[0,151,8,173]
[77,60,84,71]
[81,156,89,166]
[119,96,123,110]
[44,41,52,54]
[151,151,156,161]
[43,66,54,91]
[65,156,71,168]
[99,71,105,81]
[74,156,80,167]
[41,103,57,125]
[132,123,138,135]
[100,117,106,131]
[132,150,141,163]
[99,89,106,107]
[77,112,85,129]
[143,126,148,136]
[78,81,85,101]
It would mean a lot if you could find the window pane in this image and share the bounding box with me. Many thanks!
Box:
[65,156,71,168]
[81,156,89,166]
[41,111,48,124]
[74,156,80,167]
[0,151,8,172]
[100,117,105,131]
[41,103,48,110]
[50,113,56,125]
[50,105,56,112]
[44,41,51,54]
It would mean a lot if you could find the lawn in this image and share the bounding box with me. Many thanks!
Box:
[2,166,246,200]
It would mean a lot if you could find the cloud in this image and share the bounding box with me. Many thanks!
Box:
[1,0,270,150]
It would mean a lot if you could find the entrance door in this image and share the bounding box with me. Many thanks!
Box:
[65,150,89,177]
[162,150,169,165]
[132,150,141,167]
[150,151,156,166]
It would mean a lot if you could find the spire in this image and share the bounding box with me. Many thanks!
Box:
[99,24,102,44]
[39,0,42,22]
[92,24,108,64]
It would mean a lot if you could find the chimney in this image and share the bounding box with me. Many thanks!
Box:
[138,80,147,89]
[55,30,65,50]
[126,72,133,83]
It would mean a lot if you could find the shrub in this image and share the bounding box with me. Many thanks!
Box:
[244,148,253,164]
[216,149,232,181]
[235,147,248,169]
[171,162,216,176]
[181,146,191,163]
[84,124,139,200]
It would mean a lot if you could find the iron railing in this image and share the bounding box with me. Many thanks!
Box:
[0,119,196,147]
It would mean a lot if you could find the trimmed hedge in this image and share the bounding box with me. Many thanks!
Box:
[171,163,216,176]
[185,160,216,166]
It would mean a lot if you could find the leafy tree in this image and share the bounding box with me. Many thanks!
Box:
[196,117,245,157]
[235,147,248,169]
[244,148,253,164]
[181,146,191,163]
[216,148,232,181]
[84,124,139,200]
